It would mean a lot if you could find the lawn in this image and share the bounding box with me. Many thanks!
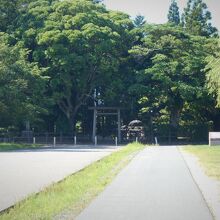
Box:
[0,143,40,151]
[184,146,220,180]
[0,142,145,220]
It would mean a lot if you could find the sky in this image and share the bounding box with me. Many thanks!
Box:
[103,0,220,31]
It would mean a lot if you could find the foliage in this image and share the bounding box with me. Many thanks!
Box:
[14,0,134,131]
[206,40,220,107]
[0,0,219,141]
[0,143,41,151]
[0,33,47,129]
[167,0,180,25]
[129,24,216,135]
[181,0,218,37]
[134,14,146,28]
[93,0,103,3]
[0,0,36,32]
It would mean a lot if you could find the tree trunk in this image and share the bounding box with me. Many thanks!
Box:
[169,108,181,142]
[67,113,77,136]
[58,88,94,136]
[58,99,81,135]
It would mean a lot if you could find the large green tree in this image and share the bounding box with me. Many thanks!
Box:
[206,40,220,106]
[0,0,37,32]
[167,0,180,25]
[0,34,47,130]
[134,14,146,28]
[182,0,218,36]
[129,24,216,137]
[15,0,134,132]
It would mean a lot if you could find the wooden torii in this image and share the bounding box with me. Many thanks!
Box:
[88,107,122,143]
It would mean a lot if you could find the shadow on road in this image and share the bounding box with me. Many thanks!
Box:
[0,145,122,153]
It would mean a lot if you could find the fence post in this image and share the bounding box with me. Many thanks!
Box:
[53,136,56,147]
[115,137,118,146]
[95,136,97,146]
[155,136,158,145]
[45,132,48,144]
[74,136,77,145]
[209,132,211,146]
[59,132,62,143]
[33,137,36,145]
[136,137,138,143]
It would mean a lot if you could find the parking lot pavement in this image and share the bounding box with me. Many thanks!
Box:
[0,145,117,211]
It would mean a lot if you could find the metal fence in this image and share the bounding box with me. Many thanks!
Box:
[0,132,208,146]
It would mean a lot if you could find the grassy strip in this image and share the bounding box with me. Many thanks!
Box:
[0,143,41,151]
[184,145,220,180]
[0,143,145,220]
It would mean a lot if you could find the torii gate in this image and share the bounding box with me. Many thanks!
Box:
[88,107,122,143]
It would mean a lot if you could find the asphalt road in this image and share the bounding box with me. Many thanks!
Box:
[0,145,117,211]
[76,146,214,220]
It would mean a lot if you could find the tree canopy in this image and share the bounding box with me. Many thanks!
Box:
[181,0,218,37]
[206,40,220,107]
[129,24,217,137]
[134,14,146,27]
[0,0,219,142]
[0,33,47,130]
[167,0,180,25]
[12,0,134,131]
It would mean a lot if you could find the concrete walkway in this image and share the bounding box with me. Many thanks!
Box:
[76,146,214,220]
[0,145,117,211]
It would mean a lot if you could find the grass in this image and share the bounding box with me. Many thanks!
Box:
[0,143,41,151]
[0,142,145,220]
[184,145,220,180]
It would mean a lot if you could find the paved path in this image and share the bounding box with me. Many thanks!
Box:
[0,145,117,211]
[77,146,214,220]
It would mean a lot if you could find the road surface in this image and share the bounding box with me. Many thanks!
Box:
[0,145,117,211]
[77,146,213,220]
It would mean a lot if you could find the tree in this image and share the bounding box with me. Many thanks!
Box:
[167,0,180,25]
[0,33,47,130]
[92,0,103,3]
[182,0,218,36]
[206,40,220,106]
[0,0,37,32]
[134,14,146,28]
[15,0,134,133]
[129,24,216,138]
